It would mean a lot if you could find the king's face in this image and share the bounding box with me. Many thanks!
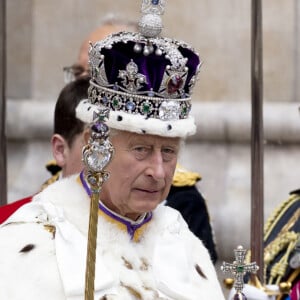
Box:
[100,130,180,220]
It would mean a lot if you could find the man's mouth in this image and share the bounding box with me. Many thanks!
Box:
[135,188,160,194]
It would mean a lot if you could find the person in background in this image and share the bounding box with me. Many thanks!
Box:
[262,188,300,300]
[63,15,137,83]
[225,112,300,300]
[0,1,225,298]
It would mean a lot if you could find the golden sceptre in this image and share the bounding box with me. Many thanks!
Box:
[82,107,114,300]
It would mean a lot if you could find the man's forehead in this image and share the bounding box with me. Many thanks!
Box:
[116,131,180,145]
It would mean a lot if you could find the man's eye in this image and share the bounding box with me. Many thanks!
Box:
[134,146,147,152]
[162,148,175,154]
[162,148,177,161]
[132,146,150,160]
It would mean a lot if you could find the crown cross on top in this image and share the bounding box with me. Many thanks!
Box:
[141,0,166,15]
[221,245,259,299]
[118,60,147,93]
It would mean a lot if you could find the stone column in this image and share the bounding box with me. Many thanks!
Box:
[0,0,7,205]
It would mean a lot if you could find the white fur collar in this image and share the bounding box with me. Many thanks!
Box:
[1,175,225,300]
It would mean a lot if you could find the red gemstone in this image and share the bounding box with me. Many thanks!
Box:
[167,74,183,94]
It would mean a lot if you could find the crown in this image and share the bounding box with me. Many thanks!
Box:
[76,0,201,138]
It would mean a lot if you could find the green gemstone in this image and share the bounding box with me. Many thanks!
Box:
[112,97,119,108]
[237,265,244,273]
[142,103,150,113]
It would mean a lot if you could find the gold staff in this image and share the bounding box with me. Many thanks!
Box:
[83,107,114,300]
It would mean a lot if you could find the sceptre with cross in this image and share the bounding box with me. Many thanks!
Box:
[221,0,264,298]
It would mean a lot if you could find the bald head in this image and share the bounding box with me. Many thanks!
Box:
[77,23,135,71]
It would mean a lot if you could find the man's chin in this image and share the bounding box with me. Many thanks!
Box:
[133,200,161,214]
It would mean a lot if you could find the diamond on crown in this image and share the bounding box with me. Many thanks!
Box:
[159,100,180,121]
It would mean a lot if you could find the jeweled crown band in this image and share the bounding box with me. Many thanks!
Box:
[89,80,192,121]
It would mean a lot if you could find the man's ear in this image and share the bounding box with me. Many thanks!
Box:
[51,134,68,168]
[83,127,90,144]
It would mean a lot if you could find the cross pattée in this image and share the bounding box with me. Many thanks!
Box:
[221,245,259,297]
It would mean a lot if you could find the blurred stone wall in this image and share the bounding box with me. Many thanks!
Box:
[6,0,300,103]
[5,0,300,268]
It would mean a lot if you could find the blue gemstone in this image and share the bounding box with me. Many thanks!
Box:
[148,90,155,97]
[152,0,159,5]
[101,96,108,104]
[126,101,136,111]
[181,92,187,98]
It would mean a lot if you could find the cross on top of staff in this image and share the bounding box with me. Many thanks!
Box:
[221,245,259,298]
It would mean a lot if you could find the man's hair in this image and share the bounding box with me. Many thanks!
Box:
[54,75,90,147]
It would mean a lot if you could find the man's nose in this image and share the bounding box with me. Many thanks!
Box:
[146,151,165,180]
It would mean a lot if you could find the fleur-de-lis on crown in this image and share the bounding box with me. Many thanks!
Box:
[118,60,147,93]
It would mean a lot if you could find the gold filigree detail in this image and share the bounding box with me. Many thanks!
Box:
[264,194,300,241]
[244,193,300,296]
[265,208,300,285]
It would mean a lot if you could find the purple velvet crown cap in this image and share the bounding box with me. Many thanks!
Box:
[90,35,201,99]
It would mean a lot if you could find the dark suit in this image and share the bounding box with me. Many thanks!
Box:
[166,185,218,264]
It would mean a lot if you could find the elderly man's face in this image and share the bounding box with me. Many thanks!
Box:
[100,131,180,220]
